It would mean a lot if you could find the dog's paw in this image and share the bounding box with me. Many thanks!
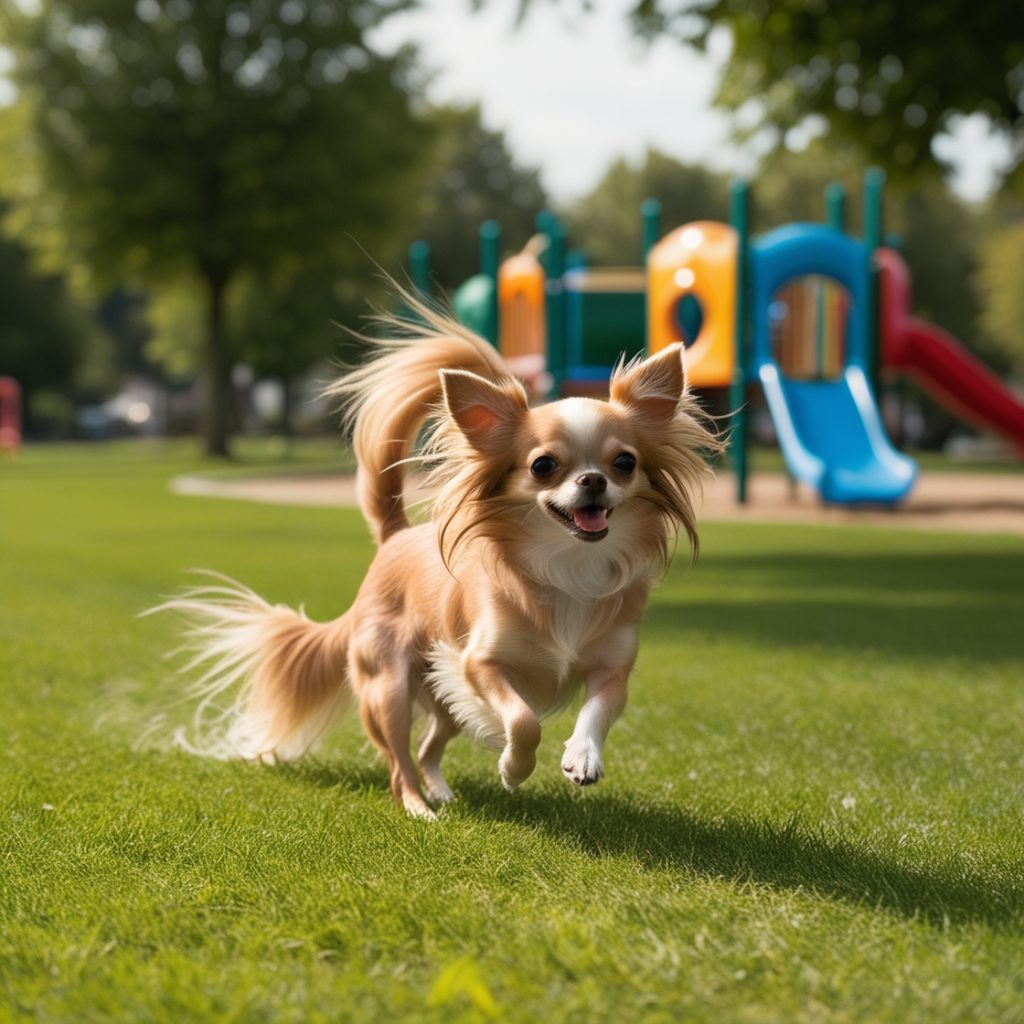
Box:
[424,777,457,806]
[498,748,534,792]
[562,737,604,787]
[402,792,439,821]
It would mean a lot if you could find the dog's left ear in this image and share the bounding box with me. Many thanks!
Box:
[609,344,685,433]
[441,370,528,455]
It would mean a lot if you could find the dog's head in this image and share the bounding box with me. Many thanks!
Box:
[434,344,718,584]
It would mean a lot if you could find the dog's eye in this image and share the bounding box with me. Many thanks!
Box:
[530,455,559,480]
[613,452,637,475]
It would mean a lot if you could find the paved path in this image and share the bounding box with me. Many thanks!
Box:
[172,470,1024,536]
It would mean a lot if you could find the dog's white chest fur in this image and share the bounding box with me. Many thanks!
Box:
[543,590,599,677]
[425,589,614,749]
[426,641,505,747]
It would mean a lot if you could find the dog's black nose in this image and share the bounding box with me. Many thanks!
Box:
[575,472,607,495]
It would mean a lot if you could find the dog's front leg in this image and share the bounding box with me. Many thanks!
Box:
[465,654,540,791]
[562,667,629,787]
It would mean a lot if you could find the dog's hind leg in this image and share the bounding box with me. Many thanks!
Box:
[356,661,435,820]
[417,702,460,805]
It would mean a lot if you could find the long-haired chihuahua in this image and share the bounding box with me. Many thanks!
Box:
[155,298,720,818]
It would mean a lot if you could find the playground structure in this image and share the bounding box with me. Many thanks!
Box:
[877,248,1024,455]
[0,377,22,456]
[409,170,1024,505]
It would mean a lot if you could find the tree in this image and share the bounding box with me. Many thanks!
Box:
[0,215,110,433]
[565,149,730,265]
[411,105,548,292]
[1,0,426,455]
[607,1,1024,184]
[751,140,865,229]
[897,186,987,360]
[233,264,361,434]
[975,220,1024,375]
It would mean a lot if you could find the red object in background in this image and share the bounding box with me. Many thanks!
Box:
[877,248,1024,455]
[0,377,23,452]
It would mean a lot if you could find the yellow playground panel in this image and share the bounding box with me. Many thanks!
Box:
[498,250,546,387]
[647,221,736,388]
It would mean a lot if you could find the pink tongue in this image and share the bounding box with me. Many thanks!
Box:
[572,507,608,532]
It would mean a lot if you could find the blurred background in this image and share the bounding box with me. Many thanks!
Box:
[0,0,1021,459]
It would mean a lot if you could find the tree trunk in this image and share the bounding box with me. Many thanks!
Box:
[202,270,231,458]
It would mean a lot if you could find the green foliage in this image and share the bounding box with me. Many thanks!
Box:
[412,105,547,291]
[96,288,159,382]
[1,0,422,285]
[2,443,1024,1022]
[143,264,369,434]
[144,276,206,382]
[0,214,113,425]
[975,219,1024,374]
[897,185,987,363]
[752,141,866,229]
[627,0,1024,183]
[1,0,428,453]
[564,149,729,265]
[232,264,366,383]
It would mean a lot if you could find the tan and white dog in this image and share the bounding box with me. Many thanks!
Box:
[157,300,719,818]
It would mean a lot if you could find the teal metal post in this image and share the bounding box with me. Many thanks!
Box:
[479,219,500,280]
[408,240,431,296]
[729,180,750,504]
[641,197,662,261]
[863,167,885,392]
[825,182,847,232]
[538,212,567,398]
[478,220,501,345]
[566,248,588,271]
[882,231,905,447]
[820,184,849,376]
[534,209,558,247]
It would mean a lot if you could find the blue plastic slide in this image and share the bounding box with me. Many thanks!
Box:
[759,363,917,504]
[749,224,917,505]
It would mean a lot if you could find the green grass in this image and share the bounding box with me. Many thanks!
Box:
[2,441,1023,1023]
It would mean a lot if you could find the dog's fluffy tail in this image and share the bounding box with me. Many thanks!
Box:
[325,290,513,545]
[147,575,351,763]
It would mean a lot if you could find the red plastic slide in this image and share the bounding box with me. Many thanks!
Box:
[878,249,1024,455]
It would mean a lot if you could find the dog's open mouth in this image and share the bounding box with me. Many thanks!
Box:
[546,502,613,542]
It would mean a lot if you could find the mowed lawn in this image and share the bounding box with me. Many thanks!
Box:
[2,442,1023,1023]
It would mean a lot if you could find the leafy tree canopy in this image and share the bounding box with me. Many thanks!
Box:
[564,148,730,265]
[412,104,548,291]
[0,213,111,426]
[1,0,427,453]
[975,220,1024,374]
[607,1,1023,185]
[1,0,423,284]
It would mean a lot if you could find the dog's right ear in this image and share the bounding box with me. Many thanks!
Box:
[609,343,685,440]
[440,370,528,456]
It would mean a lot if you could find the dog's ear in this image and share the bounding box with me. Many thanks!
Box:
[609,344,685,434]
[441,370,528,455]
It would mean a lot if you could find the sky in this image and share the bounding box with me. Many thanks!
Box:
[371,0,1014,204]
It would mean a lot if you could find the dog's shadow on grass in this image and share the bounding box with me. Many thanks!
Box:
[290,761,1020,933]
